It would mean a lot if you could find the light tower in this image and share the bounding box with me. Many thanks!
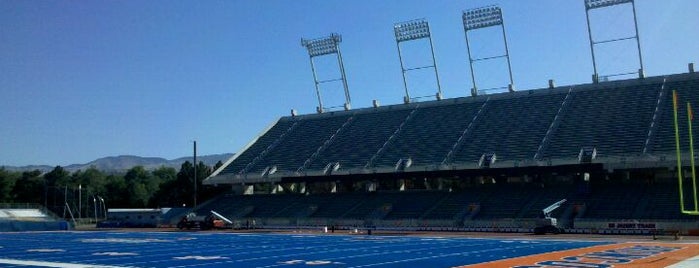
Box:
[584,0,644,82]
[393,19,443,103]
[462,5,514,96]
[301,33,351,113]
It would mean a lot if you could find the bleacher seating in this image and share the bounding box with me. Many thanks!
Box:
[214,74,697,178]
[310,108,414,170]
[452,93,566,163]
[0,209,51,221]
[0,206,69,232]
[374,101,484,167]
[420,190,487,220]
[543,82,661,159]
[651,77,699,154]
[218,119,296,175]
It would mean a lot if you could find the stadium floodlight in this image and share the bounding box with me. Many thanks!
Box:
[394,19,431,42]
[462,5,514,96]
[300,33,351,113]
[393,19,442,103]
[301,33,342,57]
[584,0,643,82]
[585,0,633,10]
[463,5,502,30]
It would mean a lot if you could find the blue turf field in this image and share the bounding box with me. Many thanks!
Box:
[0,231,610,267]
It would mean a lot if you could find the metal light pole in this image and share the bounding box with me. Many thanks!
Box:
[301,33,352,113]
[463,5,514,96]
[92,196,97,223]
[78,184,82,220]
[393,19,442,103]
[98,196,106,220]
[584,0,644,81]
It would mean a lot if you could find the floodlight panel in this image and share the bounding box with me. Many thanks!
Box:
[302,34,342,57]
[585,0,633,10]
[463,6,503,31]
[394,19,431,42]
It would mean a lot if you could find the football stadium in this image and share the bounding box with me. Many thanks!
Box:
[2,1,699,267]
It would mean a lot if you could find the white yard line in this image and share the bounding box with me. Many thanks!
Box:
[0,258,131,268]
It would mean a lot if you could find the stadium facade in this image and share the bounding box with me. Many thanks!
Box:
[202,70,699,234]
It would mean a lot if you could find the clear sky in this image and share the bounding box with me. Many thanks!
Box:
[1,0,698,167]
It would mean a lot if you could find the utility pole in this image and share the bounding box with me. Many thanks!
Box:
[193,140,197,209]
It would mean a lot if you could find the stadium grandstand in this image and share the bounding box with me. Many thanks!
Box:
[201,1,699,235]
[202,71,699,234]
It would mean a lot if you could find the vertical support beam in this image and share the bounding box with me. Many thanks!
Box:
[427,35,443,98]
[308,57,324,113]
[584,7,598,81]
[396,41,411,103]
[500,21,514,92]
[464,30,478,96]
[464,31,478,97]
[336,47,351,109]
[630,1,644,73]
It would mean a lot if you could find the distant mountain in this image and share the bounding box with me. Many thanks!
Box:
[1,153,234,173]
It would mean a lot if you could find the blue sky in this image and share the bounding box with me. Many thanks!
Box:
[1,0,698,167]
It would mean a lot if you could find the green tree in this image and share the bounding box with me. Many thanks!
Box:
[149,166,177,207]
[13,170,43,204]
[151,161,216,208]
[0,168,20,202]
[43,166,71,212]
[152,166,176,183]
[123,166,154,207]
[104,174,128,208]
[44,166,69,188]
[78,166,108,196]
[213,160,223,171]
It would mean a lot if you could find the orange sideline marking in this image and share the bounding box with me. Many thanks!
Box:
[459,242,699,268]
